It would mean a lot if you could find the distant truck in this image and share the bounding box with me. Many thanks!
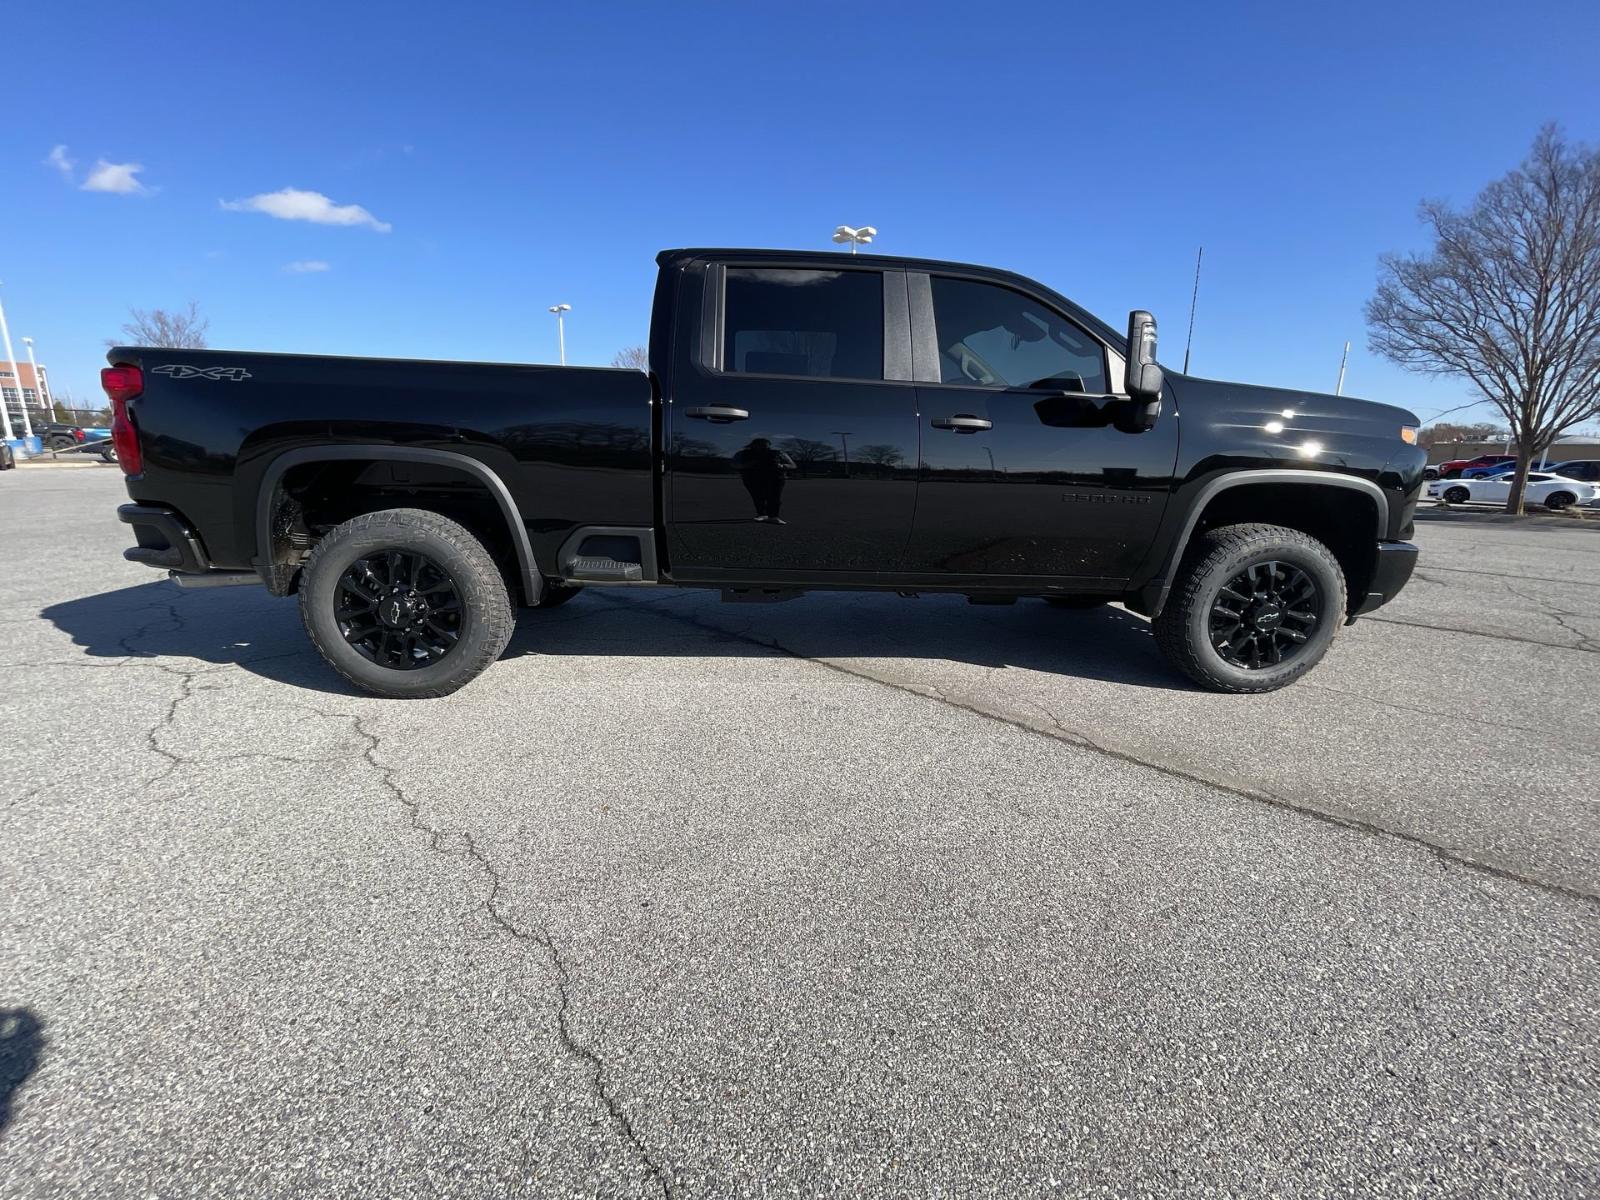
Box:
[106,248,1426,698]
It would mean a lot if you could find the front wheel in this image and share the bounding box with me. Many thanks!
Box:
[1152,523,1346,693]
[299,508,514,698]
[1443,486,1471,504]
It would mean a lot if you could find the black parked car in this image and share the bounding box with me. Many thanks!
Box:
[35,422,86,452]
[108,247,1426,698]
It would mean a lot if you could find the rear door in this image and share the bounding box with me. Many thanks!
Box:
[903,271,1178,583]
[664,261,920,578]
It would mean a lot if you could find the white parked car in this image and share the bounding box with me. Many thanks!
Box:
[1427,471,1600,510]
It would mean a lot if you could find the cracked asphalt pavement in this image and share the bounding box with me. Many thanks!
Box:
[3,467,1598,1197]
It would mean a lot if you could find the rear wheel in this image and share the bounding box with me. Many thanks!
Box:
[100,443,118,464]
[299,508,513,698]
[1544,491,1577,511]
[1152,523,1345,693]
[1443,486,1471,504]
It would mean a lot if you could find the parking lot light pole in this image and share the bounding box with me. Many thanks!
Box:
[548,304,571,365]
[832,225,877,254]
[0,288,30,439]
[830,430,852,476]
[23,338,45,427]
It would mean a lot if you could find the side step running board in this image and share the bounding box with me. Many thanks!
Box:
[567,556,643,582]
[556,525,658,586]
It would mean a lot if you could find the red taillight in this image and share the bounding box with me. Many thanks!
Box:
[102,365,144,475]
[102,366,142,403]
[74,428,85,441]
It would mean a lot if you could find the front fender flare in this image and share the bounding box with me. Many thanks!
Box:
[1130,468,1389,618]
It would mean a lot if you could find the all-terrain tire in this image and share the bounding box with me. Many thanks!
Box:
[1152,523,1346,694]
[299,508,514,699]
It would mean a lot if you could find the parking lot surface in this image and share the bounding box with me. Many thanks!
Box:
[3,466,1597,1197]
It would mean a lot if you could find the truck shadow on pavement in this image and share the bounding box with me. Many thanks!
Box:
[41,581,1187,695]
[0,1007,45,1134]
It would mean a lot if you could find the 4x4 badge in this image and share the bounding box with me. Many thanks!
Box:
[150,364,252,381]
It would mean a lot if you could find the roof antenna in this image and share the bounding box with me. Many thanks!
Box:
[1182,246,1202,375]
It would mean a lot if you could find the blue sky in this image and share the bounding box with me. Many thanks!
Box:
[5,0,1599,425]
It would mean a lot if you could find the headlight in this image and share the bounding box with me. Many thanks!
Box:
[1400,426,1419,445]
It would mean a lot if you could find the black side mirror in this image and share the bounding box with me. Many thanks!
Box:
[1125,310,1164,430]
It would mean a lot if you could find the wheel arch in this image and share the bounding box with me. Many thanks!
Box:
[1132,470,1389,619]
[253,445,543,604]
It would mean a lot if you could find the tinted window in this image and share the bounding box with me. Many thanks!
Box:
[930,276,1107,392]
[722,268,883,380]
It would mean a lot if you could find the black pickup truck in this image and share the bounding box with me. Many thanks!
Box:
[107,248,1424,698]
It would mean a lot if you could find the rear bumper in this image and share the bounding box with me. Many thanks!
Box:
[118,503,213,573]
[1349,540,1418,620]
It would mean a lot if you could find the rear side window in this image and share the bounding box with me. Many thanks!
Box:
[930,276,1108,392]
[722,268,883,380]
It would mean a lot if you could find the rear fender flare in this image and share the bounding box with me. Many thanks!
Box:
[253,445,542,604]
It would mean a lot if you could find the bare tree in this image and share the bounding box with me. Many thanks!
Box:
[1367,126,1600,513]
[856,443,905,468]
[779,437,838,475]
[611,345,648,370]
[108,302,210,349]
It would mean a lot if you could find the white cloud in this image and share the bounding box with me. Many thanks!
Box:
[82,159,151,195]
[283,260,331,274]
[221,187,391,232]
[45,145,74,178]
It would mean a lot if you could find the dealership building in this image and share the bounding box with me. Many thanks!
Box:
[1,358,53,432]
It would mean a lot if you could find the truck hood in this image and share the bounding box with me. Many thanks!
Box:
[1168,373,1419,472]
[1169,373,1419,431]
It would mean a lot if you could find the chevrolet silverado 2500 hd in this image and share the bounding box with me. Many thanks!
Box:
[107,248,1425,697]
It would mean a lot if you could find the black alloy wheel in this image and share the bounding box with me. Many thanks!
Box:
[299,507,514,698]
[1206,560,1320,669]
[335,550,463,670]
[1444,486,1471,504]
[1152,522,1345,693]
[1544,491,1576,511]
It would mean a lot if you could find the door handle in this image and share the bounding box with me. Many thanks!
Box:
[685,405,750,423]
[932,415,993,433]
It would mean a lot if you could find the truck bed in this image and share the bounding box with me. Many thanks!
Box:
[110,346,655,579]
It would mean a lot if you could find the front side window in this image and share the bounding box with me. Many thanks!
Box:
[931,276,1108,392]
[722,268,883,381]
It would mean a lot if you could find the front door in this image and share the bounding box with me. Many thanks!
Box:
[666,265,920,578]
[905,273,1178,583]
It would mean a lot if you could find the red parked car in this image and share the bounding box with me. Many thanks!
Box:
[1436,453,1514,479]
